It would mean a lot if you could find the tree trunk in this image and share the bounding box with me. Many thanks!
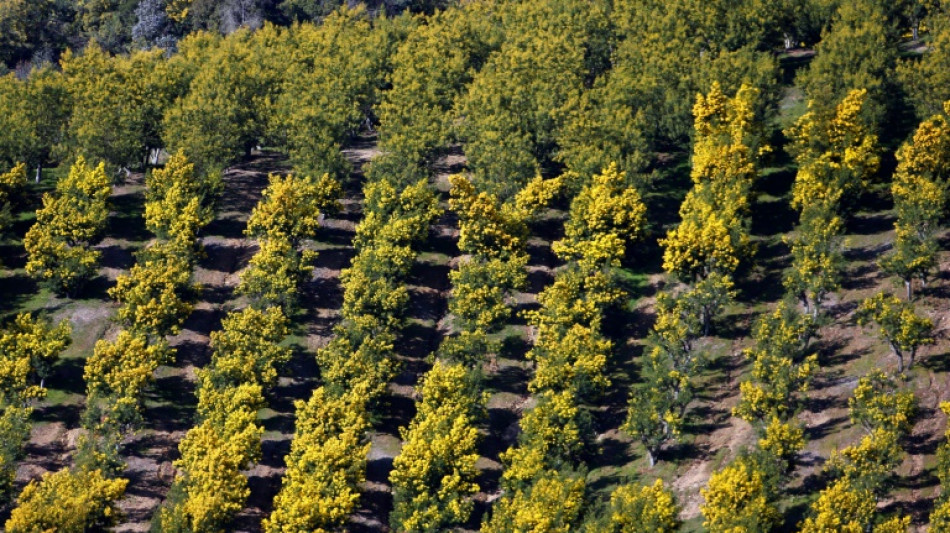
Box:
[905,279,913,301]
[35,164,41,183]
[784,32,794,50]
[909,349,916,370]
[913,21,920,42]
[894,347,904,374]
[647,449,656,467]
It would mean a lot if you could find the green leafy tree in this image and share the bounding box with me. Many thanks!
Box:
[163,29,272,173]
[623,365,682,468]
[271,8,388,178]
[456,0,608,199]
[796,0,898,128]
[0,162,26,239]
[899,12,950,120]
[0,68,69,182]
[783,207,846,317]
[0,406,31,503]
[371,4,497,182]
[62,44,179,172]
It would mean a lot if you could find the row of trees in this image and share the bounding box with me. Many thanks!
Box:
[7,152,214,531]
[482,163,660,531]
[697,88,949,531]
[0,7,396,185]
[265,176,439,531]
[625,84,762,466]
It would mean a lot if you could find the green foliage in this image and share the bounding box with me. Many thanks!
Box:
[855,292,935,373]
[456,0,609,198]
[372,4,498,181]
[6,467,128,533]
[162,29,273,173]
[0,68,69,176]
[0,406,30,502]
[271,8,389,178]
[623,364,682,467]
[900,14,950,120]
[24,156,111,295]
[62,44,179,171]
[0,162,25,235]
[796,0,898,128]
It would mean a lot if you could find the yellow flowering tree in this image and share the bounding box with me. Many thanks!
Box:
[265,388,369,533]
[551,163,646,273]
[0,162,26,238]
[880,104,950,299]
[798,478,875,533]
[389,362,483,532]
[848,370,917,435]
[855,292,935,373]
[825,428,903,495]
[605,479,680,533]
[5,467,128,533]
[84,331,171,429]
[734,301,819,425]
[481,471,586,533]
[701,455,780,533]
[24,157,111,295]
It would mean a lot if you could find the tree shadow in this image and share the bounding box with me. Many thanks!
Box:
[0,273,37,316]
